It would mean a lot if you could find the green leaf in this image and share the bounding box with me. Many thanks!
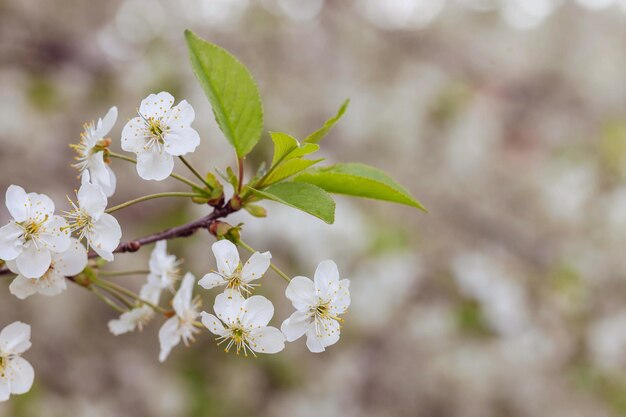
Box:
[248,182,335,224]
[264,158,323,185]
[185,30,263,157]
[293,163,427,211]
[270,132,319,166]
[304,99,349,144]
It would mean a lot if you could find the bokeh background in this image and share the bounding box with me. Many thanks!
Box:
[3,0,626,416]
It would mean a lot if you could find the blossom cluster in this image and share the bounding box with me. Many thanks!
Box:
[0,92,350,402]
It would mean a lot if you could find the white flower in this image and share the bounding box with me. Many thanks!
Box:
[7,238,87,300]
[149,241,181,292]
[71,106,118,197]
[65,172,122,261]
[198,240,271,296]
[158,273,201,362]
[121,92,200,181]
[281,260,350,353]
[202,290,285,356]
[0,322,34,402]
[0,185,71,278]
[108,280,162,336]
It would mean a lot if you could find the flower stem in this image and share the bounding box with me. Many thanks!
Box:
[178,156,213,190]
[98,269,150,277]
[237,157,244,194]
[105,192,203,214]
[237,239,291,283]
[90,287,126,313]
[108,152,203,189]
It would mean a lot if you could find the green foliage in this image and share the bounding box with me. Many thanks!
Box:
[249,182,335,224]
[304,99,350,144]
[191,173,224,206]
[294,163,426,211]
[185,30,263,157]
[264,157,323,185]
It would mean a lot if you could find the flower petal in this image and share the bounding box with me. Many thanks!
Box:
[213,290,245,326]
[241,251,271,283]
[95,106,117,137]
[249,327,285,354]
[89,213,122,262]
[314,260,340,300]
[6,185,29,222]
[54,238,87,276]
[163,99,195,127]
[26,192,54,221]
[306,317,340,353]
[163,128,200,156]
[6,357,34,395]
[35,272,67,297]
[198,272,226,290]
[285,276,317,311]
[173,273,195,316]
[0,322,31,355]
[16,243,51,279]
[329,279,351,316]
[39,215,71,253]
[0,222,23,260]
[139,280,162,304]
[136,150,174,181]
[121,116,147,153]
[201,312,226,336]
[78,178,107,218]
[101,165,117,198]
[211,240,240,276]
[241,295,275,329]
[280,311,311,342]
[139,92,175,120]
[9,276,40,300]
[158,317,181,362]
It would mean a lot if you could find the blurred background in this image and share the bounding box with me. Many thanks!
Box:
[2,0,626,416]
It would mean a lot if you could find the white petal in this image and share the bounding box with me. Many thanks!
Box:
[121,116,147,153]
[109,306,152,336]
[95,106,117,137]
[173,273,195,316]
[158,317,181,362]
[6,357,34,395]
[163,99,195,127]
[241,251,271,283]
[314,260,340,300]
[305,327,326,353]
[0,378,9,402]
[39,216,71,253]
[139,92,175,120]
[148,241,167,274]
[139,280,162,304]
[101,165,117,198]
[53,238,87,276]
[285,276,317,311]
[241,296,274,329]
[86,153,113,194]
[136,150,174,181]
[198,272,226,290]
[0,322,31,355]
[213,290,245,326]
[201,312,226,336]
[211,240,240,276]
[280,311,311,342]
[249,327,285,354]
[34,272,67,297]
[163,128,200,156]
[0,222,23,260]
[9,276,40,300]
[329,279,350,315]
[89,213,122,261]
[77,179,107,218]
[16,243,51,279]
[306,318,340,353]
[26,192,54,221]
[6,185,29,222]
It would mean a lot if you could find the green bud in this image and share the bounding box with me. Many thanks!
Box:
[244,204,267,218]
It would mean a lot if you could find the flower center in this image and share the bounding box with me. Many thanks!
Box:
[311,299,343,336]
[146,118,167,146]
[218,322,255,357]
[222,269,258,296]
[18,217,47,242]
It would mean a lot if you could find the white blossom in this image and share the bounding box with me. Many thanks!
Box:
[281,260,350,353]
[7,238,87,300]
[0,185,71,278]
[148,241,181,292]
[108,280,163,336]
[198,240,271,295]
[65,172,122,261]
[0,322,34,402]
[158,273,201,362]
[71,106,118,197]
[121,91,200,181]
[202,290,285,356]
